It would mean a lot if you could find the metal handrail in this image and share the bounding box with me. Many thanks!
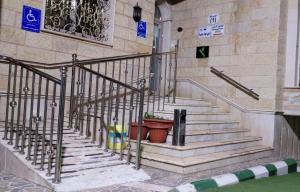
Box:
[210,67,259,100]
[76,64,141,93]
[0,55,61,84]
[8,51,176,70]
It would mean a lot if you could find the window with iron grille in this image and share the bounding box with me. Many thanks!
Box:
[43,0,115,45]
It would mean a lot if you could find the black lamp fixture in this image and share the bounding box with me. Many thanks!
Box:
[133,3,142,23]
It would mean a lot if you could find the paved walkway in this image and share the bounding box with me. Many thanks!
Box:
[0,157,278,192]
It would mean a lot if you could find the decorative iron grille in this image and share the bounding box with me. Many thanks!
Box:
[44,0,115,45]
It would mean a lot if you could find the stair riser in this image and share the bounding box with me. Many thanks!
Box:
[136,140,262,158]
[154,112,233,121]
[139,150,273,174]
[166,131,250,143]
[185,123,240,131]
[170,99,209,105]
[162,105,220,113]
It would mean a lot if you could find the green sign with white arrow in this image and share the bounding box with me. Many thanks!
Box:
[196,46,209,59]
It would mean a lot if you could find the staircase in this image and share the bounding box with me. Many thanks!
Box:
[129,96,273,174]
[0,51,274,190]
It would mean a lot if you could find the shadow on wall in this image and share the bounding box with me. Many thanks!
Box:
[278,116,300,161]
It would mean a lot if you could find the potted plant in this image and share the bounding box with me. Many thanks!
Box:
[130,122,148,140]
[143,112,174,143]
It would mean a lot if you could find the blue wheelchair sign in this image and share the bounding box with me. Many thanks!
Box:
[22,5,41,33]
[137,21,147,38]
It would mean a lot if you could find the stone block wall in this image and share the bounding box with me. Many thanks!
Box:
[0,0,155,64]
[171,0,284,111]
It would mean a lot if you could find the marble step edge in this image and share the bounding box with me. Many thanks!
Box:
[133,136,262,151]
[168,128,249,136]
[131,145,273,167]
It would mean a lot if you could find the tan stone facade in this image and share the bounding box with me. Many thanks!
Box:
[0,0,155,63]
[172,0,284,111]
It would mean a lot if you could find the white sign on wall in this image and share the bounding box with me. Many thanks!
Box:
[211,24,225,36]
[208,14,220,25]
[198,26,212,38]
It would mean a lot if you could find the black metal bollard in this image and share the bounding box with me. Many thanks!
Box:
[172,109,186,146]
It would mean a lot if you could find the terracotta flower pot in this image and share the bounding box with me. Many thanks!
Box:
[144,119,174,143]
[130,122,148,140]
[144,119,174,131]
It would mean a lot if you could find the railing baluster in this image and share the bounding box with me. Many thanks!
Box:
[112,84,120,155]
[163,54,168,110]
[86,67,93,138]
[157,55,163,111]
[33,76,42,165]
[173,45,179,103]
[75,67,81,132]
[120,60,128,160]
[92,64,100,143]
[8,65,18,145]
[135,58,141,121]
[53,67,67,184]
[126,94,134,164]
[47,83,57,177]
[79,70,86,136]
[4,63,12,140]
[100,77,106,148]
[14,67,24,149]
[135,79,145,169]
[26,73,35,160]
[40,79,49,170]
[130,59,135,120]
[20,70,29,154]
[167,53,173,103]
[68,54,77,128]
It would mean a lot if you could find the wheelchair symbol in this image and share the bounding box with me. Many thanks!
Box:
[138,22,145,31]
[26,10,37,22]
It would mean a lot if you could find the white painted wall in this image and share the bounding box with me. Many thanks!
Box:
[242,112,276,147]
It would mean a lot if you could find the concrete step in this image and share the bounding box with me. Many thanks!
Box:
[154,111,234,121]
[132,136,262,158]
[167,128,250,143]
[130,145,273,174]
[184,120,240,131]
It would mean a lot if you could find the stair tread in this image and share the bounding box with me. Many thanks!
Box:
[138,145,273,167]
[139,136,262,150]
[169,128,249,136]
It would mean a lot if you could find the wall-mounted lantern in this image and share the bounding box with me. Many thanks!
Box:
[133,3,142,23]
